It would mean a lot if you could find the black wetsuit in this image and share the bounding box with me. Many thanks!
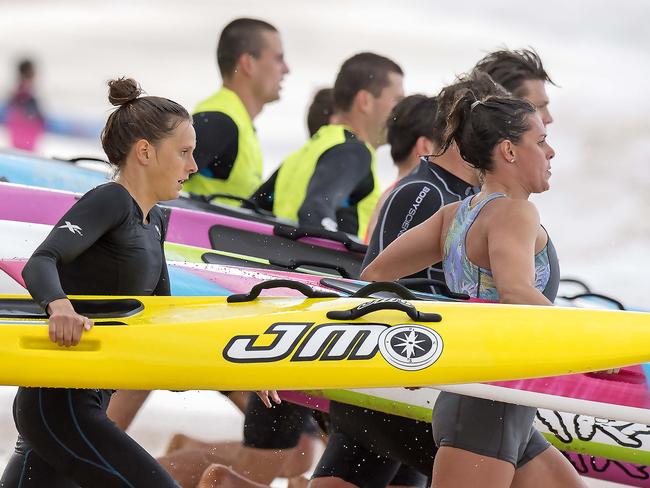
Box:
[192,111,239,180]
[363,158,478,287]
[299,135,374,235]
[312,160,477,487]
[0,183,178,488]
[313,403,434,488]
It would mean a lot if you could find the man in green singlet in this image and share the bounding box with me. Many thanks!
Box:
[183,18,289,204]
[259,52,404,239]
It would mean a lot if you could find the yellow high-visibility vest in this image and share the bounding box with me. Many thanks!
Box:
[184,87,262,204]
[274,124,380,238]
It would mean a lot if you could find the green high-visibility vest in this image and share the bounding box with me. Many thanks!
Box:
[183,87,262,204]
[273,124,380,239]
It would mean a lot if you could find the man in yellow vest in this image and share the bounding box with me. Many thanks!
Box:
[183,18,289,203]
[267,52,404,239]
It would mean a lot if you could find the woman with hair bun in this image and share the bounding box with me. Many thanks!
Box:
[0,77,197,487]
[362,92,586,487]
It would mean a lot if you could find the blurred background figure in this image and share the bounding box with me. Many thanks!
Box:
[4,59,45,151]
[306,87,337,137]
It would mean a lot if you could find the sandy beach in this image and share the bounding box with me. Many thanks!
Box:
[0,386,622,486]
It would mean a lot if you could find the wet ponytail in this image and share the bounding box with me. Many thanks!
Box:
[101,77,190,169]
[439,89,535,173]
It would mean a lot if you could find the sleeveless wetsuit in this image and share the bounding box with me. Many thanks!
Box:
[433,193,560,467]
[0,183,179,488]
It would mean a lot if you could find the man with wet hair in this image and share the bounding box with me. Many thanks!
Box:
[266,52,404,239]
[183,18,289,203]
[474,48,554,125]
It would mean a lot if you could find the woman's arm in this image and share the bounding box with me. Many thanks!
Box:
[23,184,128,308]
[361,208,446,282]
[487,200,552,306]
[22,184,129,345]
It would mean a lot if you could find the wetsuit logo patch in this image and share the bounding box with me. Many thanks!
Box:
[58,221,83,236]
[378,324,443,371]
[398,186,430,237]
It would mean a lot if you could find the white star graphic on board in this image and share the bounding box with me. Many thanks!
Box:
[58,221,83,236]
[393,330,427,359]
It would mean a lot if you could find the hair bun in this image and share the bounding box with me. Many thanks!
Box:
[107,77,143,106]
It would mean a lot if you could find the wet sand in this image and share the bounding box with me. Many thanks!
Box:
[0,387,623,486]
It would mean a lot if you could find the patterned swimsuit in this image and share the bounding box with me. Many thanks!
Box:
[442,192,559,301]
[431,192,560,467]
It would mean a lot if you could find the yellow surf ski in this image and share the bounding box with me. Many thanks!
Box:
[1,291,649,391]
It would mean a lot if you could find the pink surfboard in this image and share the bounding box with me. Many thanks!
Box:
[0,182,365,277]
[0,182,359,253]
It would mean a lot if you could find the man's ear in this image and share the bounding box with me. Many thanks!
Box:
[353,89,373,114]
[236,53,255,77]
[414,136,435,157]
[133,139,151,166]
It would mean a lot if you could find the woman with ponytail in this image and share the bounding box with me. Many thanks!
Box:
[362,91,586,487]
[0,77,197,488]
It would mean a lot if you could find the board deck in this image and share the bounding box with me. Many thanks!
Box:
[1,295,650,391]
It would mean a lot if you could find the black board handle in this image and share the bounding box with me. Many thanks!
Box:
[273,224,367,254]
[268,258,352,279]
[558,292,625,310]
[327,299,442,322]
[0,298,143,319]
[227,279,339,303]
[397,278,470,301]
[350,281,419,300]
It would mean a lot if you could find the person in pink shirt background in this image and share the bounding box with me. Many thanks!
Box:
[5,59,45,152]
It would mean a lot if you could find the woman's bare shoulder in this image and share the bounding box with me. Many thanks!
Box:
[487,198,541,231]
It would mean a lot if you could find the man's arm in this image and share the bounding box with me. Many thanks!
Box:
[250,168,278,212]
[192,111,239,179]
[297,143,371,230]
